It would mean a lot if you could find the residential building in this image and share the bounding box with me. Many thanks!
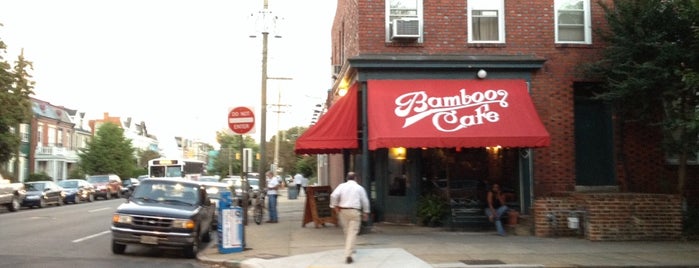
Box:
[28,98,80,181]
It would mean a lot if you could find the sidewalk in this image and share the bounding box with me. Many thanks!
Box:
[198,188,699,268]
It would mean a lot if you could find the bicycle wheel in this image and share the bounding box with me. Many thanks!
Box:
[253,204,263,224]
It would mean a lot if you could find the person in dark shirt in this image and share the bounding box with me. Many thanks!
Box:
[485,183,509,236]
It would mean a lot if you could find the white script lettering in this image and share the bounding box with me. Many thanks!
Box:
[394,88,508,129]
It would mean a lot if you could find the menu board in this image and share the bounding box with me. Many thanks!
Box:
[302,186,338,228]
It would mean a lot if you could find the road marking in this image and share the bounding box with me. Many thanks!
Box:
[72,230,111,243]
[88,207,111,213]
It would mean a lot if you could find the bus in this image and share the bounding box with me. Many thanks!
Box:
[147,158,206,181]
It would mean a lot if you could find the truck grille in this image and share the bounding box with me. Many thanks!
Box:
[132,216,173,228]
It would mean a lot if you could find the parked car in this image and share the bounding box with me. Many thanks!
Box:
[111,178,215,258]
[199,181,237,227]
[87,174,122,200]
[0,174,25,212]
[58,179,95,203]
[221,176,254,205]
[247,178,260,200]
[198,176,220,183]
[22,181,65,208]
[121,178,140,197]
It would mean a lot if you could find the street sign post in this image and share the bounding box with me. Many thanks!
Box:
[228,106,255,135]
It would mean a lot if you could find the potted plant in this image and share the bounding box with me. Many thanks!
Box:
[417,193,448,227]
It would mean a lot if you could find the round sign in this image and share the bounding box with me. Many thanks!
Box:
[228,106,255,134]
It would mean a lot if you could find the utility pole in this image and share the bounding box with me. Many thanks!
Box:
[251,0,282,182]
[271,87,291,177]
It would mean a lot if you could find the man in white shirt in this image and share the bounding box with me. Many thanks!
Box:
[300,173,309,196]
[293,173,303,196]
[265,171,280,223]
[329,172,370,264]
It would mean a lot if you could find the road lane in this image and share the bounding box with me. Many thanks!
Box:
[0,198,213,267]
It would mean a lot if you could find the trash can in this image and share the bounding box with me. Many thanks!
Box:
[218,191,244,253]
[288,186,299,200]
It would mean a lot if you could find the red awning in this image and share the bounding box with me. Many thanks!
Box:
[367,79,550,150]
[294,84,359,154]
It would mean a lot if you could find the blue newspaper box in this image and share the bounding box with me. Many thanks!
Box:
[218,191,244,253]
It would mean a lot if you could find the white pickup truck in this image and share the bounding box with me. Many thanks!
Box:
[0,174,26,212]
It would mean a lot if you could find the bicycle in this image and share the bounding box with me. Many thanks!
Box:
[253,191,266,225]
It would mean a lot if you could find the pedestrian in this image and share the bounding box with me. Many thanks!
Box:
[300,173,309,196]
[293,173,303,196]
[329,172,370,264]
[265,171,279,223]
[485,183,509,236]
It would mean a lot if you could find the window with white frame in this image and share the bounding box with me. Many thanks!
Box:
[48,125,56,147]
[467,0,505,43]
[555,0,591,44]
[20,124,29,142]
[386,0,423,42]
[37,123,43,145]
[57,128,64,147]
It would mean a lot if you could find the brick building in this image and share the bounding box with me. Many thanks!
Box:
[295,0,692,240]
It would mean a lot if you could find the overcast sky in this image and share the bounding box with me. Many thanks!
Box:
[0,0,336,153]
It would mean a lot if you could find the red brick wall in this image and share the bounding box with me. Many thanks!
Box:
[533,193,682,240]
[333,0,613,196]
[332,0,699,223]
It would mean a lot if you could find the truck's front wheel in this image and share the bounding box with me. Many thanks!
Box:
[112,241,126,254]
[182,238,199,258]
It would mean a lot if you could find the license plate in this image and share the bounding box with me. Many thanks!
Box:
[140,235,158,245]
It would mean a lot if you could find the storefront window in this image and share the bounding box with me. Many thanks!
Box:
[419,148,519,204]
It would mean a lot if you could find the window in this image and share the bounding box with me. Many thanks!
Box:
[48,125,56,147]
[20,124,29,142]
[386,0,423,42]
[555,0,591,44]
[57,128,64,147]
[468,0,505,43]
[37,123,43,145]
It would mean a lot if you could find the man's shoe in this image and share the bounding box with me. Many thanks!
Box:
[265,220,278,223]
[345,257,353,264]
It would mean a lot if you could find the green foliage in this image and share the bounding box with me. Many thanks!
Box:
[68,168,86,180]
[417,193,448,226]
[295,156,316,178]
[137,149,161,169]
[582,0,699,194]
[78,122,135,180]
[213,132,258,177]
[26,172,51,182]
[0,32,34,167]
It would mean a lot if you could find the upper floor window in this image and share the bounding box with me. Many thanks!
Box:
[555,0,592,44]
[386,0,423,42]
[468,0,505,43]
[20,124,30,142]
[37,123,44,145]
[57,128,64,147]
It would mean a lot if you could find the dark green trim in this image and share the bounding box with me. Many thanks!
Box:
[349,54,546,70]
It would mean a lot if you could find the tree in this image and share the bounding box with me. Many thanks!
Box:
[0,31,34,177]
[583,0,699,195]
[79,122,135,180]
[213,131,258,177]
[137,149,161,169]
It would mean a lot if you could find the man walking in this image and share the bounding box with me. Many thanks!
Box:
[265,171,279,223]
[330,172,370,264]
[293,173,303,196]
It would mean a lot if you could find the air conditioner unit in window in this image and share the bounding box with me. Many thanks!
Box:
[391,18,420,39]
